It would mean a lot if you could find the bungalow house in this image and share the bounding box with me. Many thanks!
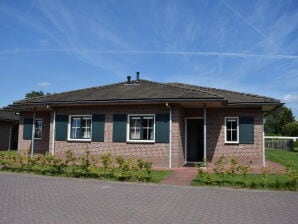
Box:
[6,74,281,168]
[0,109,19,150]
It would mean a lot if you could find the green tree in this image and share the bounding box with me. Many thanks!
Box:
[265,106,295,135]
[25,91,52,99]
[25,91,46,98]
[282,121,298,136]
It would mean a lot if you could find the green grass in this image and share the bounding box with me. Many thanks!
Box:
[0,151,17,156]
[192,173,293,191]
[1,166,171,183]
[266,150,298,171]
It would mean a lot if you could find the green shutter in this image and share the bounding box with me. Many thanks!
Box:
[55,115,68,141]
[239,117,254,144]
[155,113,170,143]
[23,118,33,140]
[113,114,127,142]
[92,115,105,142]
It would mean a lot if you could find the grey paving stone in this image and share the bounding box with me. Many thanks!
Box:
[0,172,297,224]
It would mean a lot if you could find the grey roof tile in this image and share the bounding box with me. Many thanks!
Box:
[10,79,280,107]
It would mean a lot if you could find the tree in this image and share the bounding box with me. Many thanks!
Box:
[25,91,50,98]
[265,106,295,135]
[282,122,298,137]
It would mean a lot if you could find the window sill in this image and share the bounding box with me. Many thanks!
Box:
[127,140,155,144]
[67,139,92,143]
[224,142,239,145]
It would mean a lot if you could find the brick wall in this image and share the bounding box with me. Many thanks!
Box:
[17,105,264,168]
[18,112,50,154]
[206,107,264,166]
[50,104,174,168]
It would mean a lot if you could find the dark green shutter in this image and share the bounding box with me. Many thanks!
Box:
[239,117,254,144]
[113,114,127,142]
[155,113,170,143]
[92,115,105,142]
[23,118,33,140]
[55,115,68,141]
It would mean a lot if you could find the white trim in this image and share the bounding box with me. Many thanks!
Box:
[67,115,92,142]
[262,114,265,167]
[224,117,239,144]
[126,114,155,143]
[184,117,204,163]
[264,136,298,141]
[51,111,56,155]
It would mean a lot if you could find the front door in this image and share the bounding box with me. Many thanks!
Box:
[186,119,204,162]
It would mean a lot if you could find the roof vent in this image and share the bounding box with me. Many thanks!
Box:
[136,72,140,82]
[127,75,131,84]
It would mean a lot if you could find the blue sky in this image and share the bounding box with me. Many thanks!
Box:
[0,0,298,118]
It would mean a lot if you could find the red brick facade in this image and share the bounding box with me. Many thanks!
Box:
[18,104,264,168]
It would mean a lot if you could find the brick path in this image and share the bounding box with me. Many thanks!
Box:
[160,167,197,186]
[1,172,297,224]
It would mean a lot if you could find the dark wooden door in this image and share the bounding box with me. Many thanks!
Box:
[187,119,204,162]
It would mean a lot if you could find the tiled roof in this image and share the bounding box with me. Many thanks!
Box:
[166,83,281,104]
[10,79,281,107]
[0,110,19,121]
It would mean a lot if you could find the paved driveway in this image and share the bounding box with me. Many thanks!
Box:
[0,172,297,224]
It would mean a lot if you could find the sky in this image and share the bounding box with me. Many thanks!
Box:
[0,0,298,118]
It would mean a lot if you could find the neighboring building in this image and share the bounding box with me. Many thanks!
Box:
[0,110,19,150]
[6,75,281,168]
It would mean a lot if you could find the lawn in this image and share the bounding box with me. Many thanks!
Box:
[266,150,298,171]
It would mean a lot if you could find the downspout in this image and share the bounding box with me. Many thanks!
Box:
[8,123,12,151]
[166,102,172,168]
[31,109,36,158]
[263,113,266,167]
[51,110,56,155]
[203,104,207,162]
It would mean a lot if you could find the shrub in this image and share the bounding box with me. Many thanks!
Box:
[238,165,250,187]
[285,161,297,191]
[144,161,153,182]
[260,167,270,188]
[195,161,206,183]
[101,153,113,179]
[213,156,225,186]
[227,157,239,187]
[117,157,133,181]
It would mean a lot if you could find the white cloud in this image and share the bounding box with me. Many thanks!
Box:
[283,94,298,103]
[37,82,51,87]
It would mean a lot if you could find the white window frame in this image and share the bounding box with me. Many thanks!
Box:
[224,117,239,144]
[127,114,155,143]
[68,115,92,142]
[34,119,43,140]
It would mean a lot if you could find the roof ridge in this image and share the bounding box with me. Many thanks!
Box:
[166,82,224,98]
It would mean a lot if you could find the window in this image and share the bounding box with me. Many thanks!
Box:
[225,117,239,143]
[128,115,154,142]
[68,116,92,140]
[35,119,43,139]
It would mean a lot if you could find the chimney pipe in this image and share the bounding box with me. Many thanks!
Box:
[127,75,131,84]
[136,72,140,82]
